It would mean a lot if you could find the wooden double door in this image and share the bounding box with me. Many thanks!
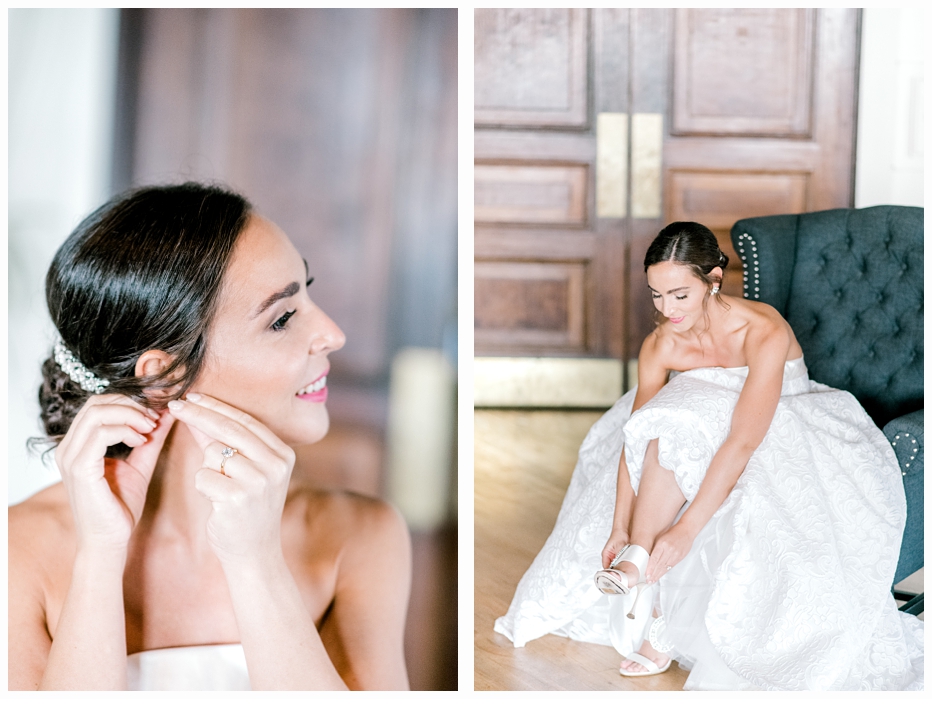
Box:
[475,8,859,371]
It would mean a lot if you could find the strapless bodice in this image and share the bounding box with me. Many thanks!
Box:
[126,643,249,690]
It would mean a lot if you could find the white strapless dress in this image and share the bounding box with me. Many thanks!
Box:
[127,643,250,690]
[494,358,924,690]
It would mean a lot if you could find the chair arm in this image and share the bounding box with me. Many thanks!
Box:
[883,409,923,468]
[883,409,924,586]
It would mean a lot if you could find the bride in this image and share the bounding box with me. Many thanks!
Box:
[8,183,411,690]
[495,221,924,690]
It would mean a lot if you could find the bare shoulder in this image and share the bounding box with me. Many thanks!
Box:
[731,298,797,363]
[640,326,677,368]
[283,487,410,564]
[739,299,794,344]
[9,483,75,567]
[9,483,74,689]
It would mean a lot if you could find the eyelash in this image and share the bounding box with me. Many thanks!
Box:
[651,293,688,301]
[272,310,296,331]
[270,277,314,332]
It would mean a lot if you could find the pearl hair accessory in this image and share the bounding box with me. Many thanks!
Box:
[53,339,110,394]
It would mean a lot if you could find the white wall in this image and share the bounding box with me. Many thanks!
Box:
[854,7,924,208]
[8,9,120,504]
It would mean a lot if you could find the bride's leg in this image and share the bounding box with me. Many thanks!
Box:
[617,439,686,580]
[628,438,687,555]
[619,438,685,674]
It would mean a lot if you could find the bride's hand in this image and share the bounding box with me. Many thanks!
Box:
[167,392,295,566]
[55,395,174,552]
[601,530,630,570]
[645,522,696,582]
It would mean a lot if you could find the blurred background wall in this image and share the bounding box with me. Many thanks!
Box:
[8,8,457,690]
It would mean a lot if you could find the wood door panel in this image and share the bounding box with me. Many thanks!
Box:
[475,9,588,128]
[475,261,586,351]
[474,228,597,261]
[668,171,809,227]
[664,137,819,170]
[475,130,595,163]
[673,8,815,136]
[475,163,588,226]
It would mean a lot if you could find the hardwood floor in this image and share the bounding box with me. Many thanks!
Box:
[474,409,688,691]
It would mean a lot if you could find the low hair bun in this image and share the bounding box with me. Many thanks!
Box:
[719,252,730,269]
[38,355,90,440]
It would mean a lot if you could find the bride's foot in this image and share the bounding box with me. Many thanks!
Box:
[619,639,669,674]
[618,611,673,677]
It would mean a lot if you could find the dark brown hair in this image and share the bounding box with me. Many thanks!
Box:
[644,221,729,327]
[39,182,251,448]
[644,221,728,282]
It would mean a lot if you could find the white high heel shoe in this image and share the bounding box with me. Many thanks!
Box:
[619,615,674,677]
[594,544,651,618]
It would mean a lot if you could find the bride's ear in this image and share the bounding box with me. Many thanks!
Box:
[135,349,174,378]
[709,266,724,287]
[135,350,186,409]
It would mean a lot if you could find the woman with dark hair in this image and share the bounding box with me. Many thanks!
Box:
[9,183,411,690]
[495,222,923,689]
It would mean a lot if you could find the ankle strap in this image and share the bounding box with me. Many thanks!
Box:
[610,544,650,577]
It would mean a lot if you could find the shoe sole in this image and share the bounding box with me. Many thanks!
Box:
[594,570,631,595]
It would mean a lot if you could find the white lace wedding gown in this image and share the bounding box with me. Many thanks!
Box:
[494,358,924,690]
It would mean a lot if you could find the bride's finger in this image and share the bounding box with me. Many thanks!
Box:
[58,404,160,472]
[69,393,160,432]
[202,441,263,484]
[65,424,154,476]
[184,392,291,458]
[193,466,238,503]
[167,398,276,467]
[125,413,176,480]
[646,551,666,582]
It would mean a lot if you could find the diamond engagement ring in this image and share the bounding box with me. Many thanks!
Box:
[220,447,238,474]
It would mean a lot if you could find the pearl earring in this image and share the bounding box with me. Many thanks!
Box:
[711,285,720,295]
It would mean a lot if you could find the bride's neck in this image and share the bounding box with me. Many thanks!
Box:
[138,420,214,550]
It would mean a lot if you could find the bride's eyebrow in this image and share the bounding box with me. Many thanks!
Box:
[648,285,689,294]
[254,281,300,318]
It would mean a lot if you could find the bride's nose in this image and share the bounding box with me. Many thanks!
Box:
[310,310,346,355]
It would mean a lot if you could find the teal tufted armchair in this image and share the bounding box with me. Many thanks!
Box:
[731,205,923,615]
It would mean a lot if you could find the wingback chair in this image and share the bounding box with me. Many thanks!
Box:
[731,205,923,615]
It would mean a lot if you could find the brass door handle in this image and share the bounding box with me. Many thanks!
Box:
[596,112,663,219]
[631,113,663,219]
[596,113,628,218]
